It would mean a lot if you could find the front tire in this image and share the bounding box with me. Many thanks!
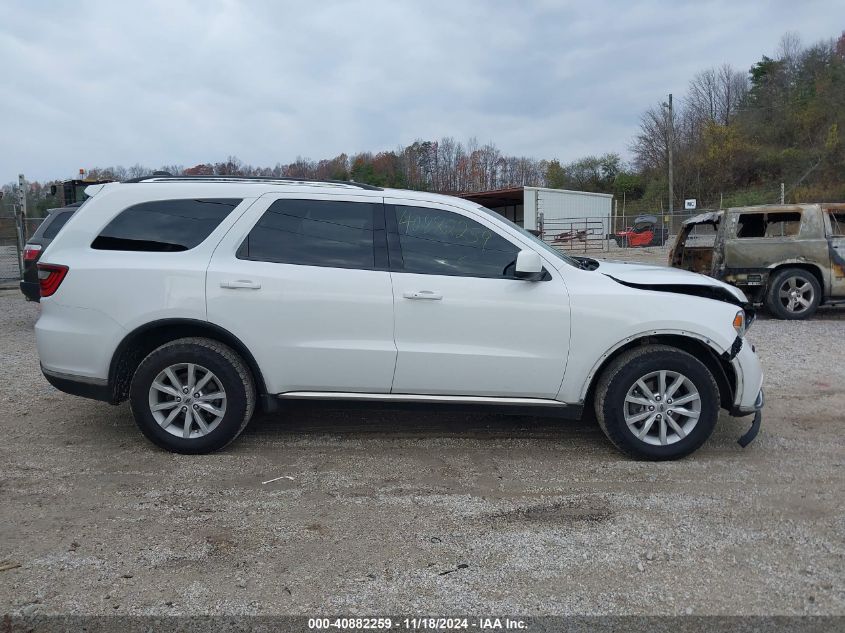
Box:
[594,345,719,460]
[765,268,821,320]
[129,337,256,454]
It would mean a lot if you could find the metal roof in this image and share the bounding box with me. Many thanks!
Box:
[458,186,614,208]
[458,187,524,207]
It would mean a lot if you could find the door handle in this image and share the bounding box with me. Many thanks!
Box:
[220,279,261,289]
[403,290,442,300]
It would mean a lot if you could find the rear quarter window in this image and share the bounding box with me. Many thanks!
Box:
[92,199,241,252]
[42,210,74,239]
[828,212,845,236]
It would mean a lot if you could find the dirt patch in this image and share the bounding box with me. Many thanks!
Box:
[488,500,612,526]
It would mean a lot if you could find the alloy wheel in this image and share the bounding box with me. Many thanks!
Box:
[778,276,814,314]
[147,363,227,439]
[623,370,701,446]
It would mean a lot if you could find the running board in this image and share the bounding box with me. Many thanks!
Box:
[262,392,581,418]
[280,392,568,405]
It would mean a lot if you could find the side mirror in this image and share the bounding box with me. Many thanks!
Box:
[514,249,544,280]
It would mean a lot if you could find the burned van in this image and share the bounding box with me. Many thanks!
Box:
[670,204,845,319]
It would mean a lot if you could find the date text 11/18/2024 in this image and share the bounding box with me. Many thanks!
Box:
[307,617,528,630]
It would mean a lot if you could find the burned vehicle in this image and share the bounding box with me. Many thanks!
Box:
[670,203,845,319]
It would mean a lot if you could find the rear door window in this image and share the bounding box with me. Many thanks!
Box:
[92,199,241,251]
[736,211,802,238]
[238,199,383,270]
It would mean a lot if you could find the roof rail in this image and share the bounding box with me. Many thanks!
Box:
[120,174,383,191]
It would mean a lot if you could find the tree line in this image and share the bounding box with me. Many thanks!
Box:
[632,31,845,210]
[4,30,843,218]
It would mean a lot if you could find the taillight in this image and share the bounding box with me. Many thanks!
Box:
[37,264,69,297]
[23,244,42,262]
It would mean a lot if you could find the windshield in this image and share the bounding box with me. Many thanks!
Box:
[474,205,581,268]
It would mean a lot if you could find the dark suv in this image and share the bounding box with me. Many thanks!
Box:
[20,204,79,301]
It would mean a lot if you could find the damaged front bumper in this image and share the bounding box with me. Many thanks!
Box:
[731,389,764,448]
[726,334,764,448]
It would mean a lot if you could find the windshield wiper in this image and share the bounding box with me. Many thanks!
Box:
[574,256,599,271]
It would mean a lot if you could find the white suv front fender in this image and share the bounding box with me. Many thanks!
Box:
[570,328,740,404]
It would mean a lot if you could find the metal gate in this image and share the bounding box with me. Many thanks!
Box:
[0,216,43,284]
[537,213,703,253]
[539,217,608,253]
[0,218,22,283]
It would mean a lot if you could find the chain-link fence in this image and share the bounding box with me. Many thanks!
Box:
[0,216,44,283]
[538,212,710,255]
[617,183,792,219]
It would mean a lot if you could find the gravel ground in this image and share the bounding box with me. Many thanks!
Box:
[0,265,843,616]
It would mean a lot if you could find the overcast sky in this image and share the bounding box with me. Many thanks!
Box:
[2,0,843,181]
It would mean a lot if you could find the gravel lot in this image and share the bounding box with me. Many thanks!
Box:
[1,255,843,616]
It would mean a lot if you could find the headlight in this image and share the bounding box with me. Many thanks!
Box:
[733,310,746,337]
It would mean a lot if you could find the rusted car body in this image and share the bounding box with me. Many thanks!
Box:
[670,203,845,319]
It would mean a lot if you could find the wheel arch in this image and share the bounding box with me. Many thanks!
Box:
[767,262,826,297]
[581,332,736,411]
[108,318,267,404]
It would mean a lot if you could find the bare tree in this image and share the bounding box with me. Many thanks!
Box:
[716,64,748,125]
[631,103,675,172]
[778,31,802,73]
[686,64,747,127]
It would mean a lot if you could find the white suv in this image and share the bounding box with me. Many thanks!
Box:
[34,177,764,459]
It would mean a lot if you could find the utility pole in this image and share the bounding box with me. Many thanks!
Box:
[780,182,785,204]
[663,94,674,216]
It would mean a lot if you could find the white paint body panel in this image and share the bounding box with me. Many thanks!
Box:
[35,300,125,380]
[596,260,748,303]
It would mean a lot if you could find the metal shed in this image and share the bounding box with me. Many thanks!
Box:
[459,186,613,230]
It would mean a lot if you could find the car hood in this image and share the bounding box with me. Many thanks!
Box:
[597,260,748,306]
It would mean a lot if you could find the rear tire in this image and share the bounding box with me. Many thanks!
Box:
[594,345,719,460]
[129,337,255,454]
[765,268,821,320]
